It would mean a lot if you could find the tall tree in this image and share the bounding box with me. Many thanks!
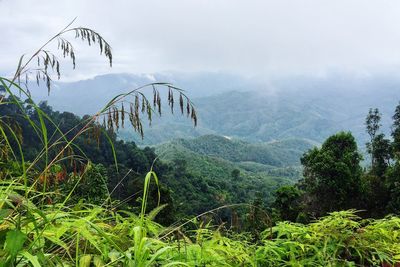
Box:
[369,134,391,177]
[361,108,392,217]
[385,102,400,215]
[301,132,363,216]
[392,102,400,159]
[365,108,382,166]
[365,108,391,176]
[273,185,303,222]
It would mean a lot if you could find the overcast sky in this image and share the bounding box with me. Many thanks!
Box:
[1,0,400,80]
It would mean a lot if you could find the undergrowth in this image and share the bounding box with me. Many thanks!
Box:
[0,180,399,266]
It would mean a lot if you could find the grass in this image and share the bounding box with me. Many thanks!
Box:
[1,183,400,266]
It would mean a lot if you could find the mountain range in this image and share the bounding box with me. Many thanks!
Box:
[29,72,400,148]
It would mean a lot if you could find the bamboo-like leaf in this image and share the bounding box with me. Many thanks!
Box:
[20,251,41,267]
[5,229,26,257]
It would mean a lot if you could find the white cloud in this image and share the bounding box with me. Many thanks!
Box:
[1,0,400,80]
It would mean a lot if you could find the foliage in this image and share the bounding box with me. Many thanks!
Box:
[59,162,109,205]
[366,108,381,144]
[0,182,399,267]
[272,185,304,222]
[386,162,400,214]
[272,103,400,220]
[365,108,391,176]
[300,132,363,216]
[392,102,400,158]
[156,141,293,219]
[361,104,400,217]
[166,134,314,167]
[257,210,400,266]
[11,18,112,95]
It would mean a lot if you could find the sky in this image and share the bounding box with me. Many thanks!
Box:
[1,0,400,80]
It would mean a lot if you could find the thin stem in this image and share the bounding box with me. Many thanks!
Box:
[12,17,77,84]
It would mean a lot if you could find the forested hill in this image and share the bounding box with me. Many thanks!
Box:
[156,134,316,167]
[154,135,302,217]
[0,96,298,220]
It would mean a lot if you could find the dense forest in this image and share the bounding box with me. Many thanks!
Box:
[1,21,400,267]
[2,81,400,265]
[5,93,400,223]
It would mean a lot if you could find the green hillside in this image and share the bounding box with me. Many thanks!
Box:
[171,134,317,166]
[155,135,310,216]
[117,80,400,146]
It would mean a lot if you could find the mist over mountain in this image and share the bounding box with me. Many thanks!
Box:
[122,72,400,147]
[30,72,256,114]
[30,72,400,148]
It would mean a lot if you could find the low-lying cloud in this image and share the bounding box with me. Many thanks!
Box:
[1,0,400,80]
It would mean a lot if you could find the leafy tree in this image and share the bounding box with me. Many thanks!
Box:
[231,169,241,180]
[60,162,109,205]
[364,108,391,176]
[385,162,400,214]
[301,132,363,216]
[385,104,400,214]
[244,192,270,241]
[392,102,400,159]
[361,172,390,217]
[366,108,381,143]
[361,108,392,217]
[272,185,303,222]
[366,108,382,165]
[370,134,392,177]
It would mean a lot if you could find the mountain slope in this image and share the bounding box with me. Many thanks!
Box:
[155,135,302,216]
[31,72,400,146]
[160,134,316,167]
[123,82,400,146]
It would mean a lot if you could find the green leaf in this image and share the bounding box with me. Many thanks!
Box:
[79,254,92,267]
[93,255,105,267]
[20,251,41,267]
[4,229,26,257]
[108,251,120,262]
[0,209,12,221]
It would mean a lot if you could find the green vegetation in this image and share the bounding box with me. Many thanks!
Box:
[1,174,400,266]
[302,132,363,215]
[160,135,315,167]
[271,104,400,223]
[155,135,305,218]
[1,95,299,221]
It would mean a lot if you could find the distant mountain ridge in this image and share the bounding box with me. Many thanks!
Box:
[29,72,400,147]
[122,87,399,146]
[31,72,256,115]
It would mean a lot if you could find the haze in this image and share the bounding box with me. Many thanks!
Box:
[1,0,400,80]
